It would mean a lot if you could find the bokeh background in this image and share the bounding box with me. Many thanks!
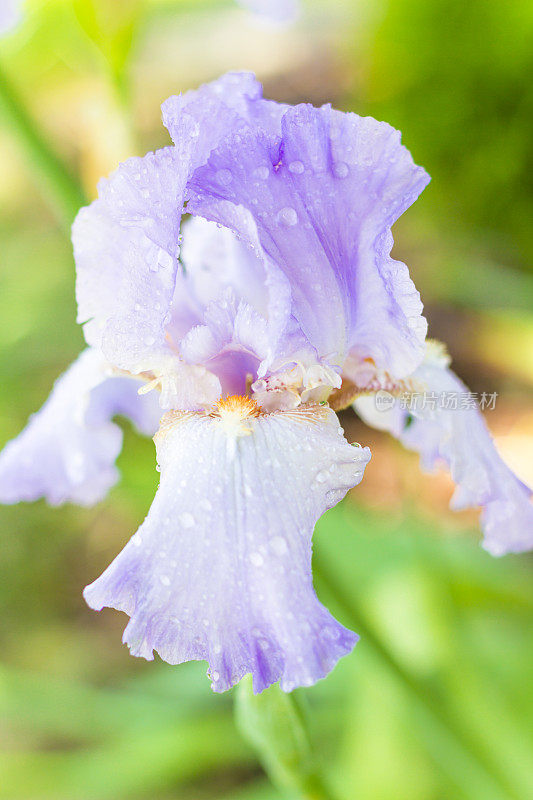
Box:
[1,1,532,798]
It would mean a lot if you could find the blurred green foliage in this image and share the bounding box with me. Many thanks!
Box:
[0,1,532,799]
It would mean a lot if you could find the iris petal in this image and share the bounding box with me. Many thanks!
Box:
[84,403,371,692]
[188,103,429,376]
[0,349,161,506]
[354,348,533,555]
[74,72,281,376]
[73,147,185,372]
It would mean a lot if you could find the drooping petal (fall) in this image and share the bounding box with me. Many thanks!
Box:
[84,401,371,692]
[0,349,161,506]
[354,345,533,556]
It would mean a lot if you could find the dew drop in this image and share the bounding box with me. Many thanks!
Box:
[144,335,156,346]
[211,670,220,682]
[159,575,171,586]
[179,511,195,528]
[157,248,173,270]
[315,470,327,483]
[288,160,304,174]
[333,161,349,178]
[249,552,264,567]
[277,207,298,226]
[253,165,270,180]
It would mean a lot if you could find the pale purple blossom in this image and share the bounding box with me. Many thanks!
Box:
[1,72,531,693]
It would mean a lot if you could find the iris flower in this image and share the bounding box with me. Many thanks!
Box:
[1,73,531,693]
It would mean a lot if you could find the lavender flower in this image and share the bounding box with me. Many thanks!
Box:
[1,72,530,693]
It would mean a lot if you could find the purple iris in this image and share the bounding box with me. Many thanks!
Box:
[1,72,531,693]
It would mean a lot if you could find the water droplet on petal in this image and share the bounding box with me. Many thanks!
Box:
[144,335,156,346]
[315,470,327,483]
[288,160,304,174]
[159,575,171,586]
[179,512,195,528]
[249,552,264,566]
[333,161,349,178]
[159,248,173,269]
[253,165,270,180]
[277,207,298,226]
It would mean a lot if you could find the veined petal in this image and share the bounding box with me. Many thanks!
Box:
[84,401,371,693]
[188,103,429,376]
[73,147,185,372]
[74,73,288,379]
[179,288,271,395]
[0,349,161,507]
[174,215,293,386]
[354,345,533,556]
[179,215,290,331]
[162,71,288,152]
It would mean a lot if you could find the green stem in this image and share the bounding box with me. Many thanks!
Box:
[235,676,337,800]
[313,553,519,800]
[0,61,88,229]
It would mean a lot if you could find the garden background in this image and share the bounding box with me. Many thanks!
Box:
[0,1,532,798]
